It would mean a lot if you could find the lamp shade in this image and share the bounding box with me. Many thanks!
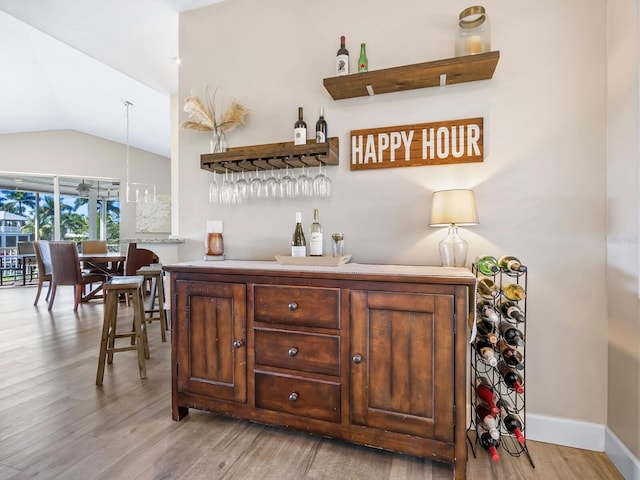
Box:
[429,189,479,226]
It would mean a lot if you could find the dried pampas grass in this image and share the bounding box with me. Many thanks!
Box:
[182,87,248,133]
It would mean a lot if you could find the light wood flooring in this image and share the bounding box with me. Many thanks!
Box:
[0,283,624,480]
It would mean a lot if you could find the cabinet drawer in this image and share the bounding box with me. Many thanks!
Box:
[254,329,340,376]
[255,372,340,423]
[254,285,340,329]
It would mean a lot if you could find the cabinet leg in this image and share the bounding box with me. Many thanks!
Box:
[172,405,189,421]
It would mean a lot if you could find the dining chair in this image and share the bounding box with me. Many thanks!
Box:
[80,240,108,273]
[125,243,160,276]
[17,241,36,282]
[47,241,108,312]
[33,241,53,306]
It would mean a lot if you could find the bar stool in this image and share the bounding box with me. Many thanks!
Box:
[136,264,168,342]
[96,275,149,386]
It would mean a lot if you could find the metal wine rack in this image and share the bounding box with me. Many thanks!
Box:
[467,259,535,467]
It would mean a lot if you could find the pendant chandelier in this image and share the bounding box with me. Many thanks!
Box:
[124,101,156,203]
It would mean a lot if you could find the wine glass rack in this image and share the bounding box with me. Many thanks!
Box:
[467,260,535,468]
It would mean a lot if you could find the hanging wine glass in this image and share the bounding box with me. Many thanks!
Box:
[280,162,296,199]
[249,169,262,200]
[209,172,221,203]
[235,169,249,202]
[312,163,332,198]
[265,163,280,199]
[297,164,313,199]
[220,168,236,205]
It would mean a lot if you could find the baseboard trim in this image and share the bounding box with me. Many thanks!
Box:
[526,413,605,451]
[605,427,640,480]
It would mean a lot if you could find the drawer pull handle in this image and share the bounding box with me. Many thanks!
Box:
[288,347,298,357]
[352,354,363,364]
[233,340,244,349]
[289,392,299,402]
[288,302,298,311]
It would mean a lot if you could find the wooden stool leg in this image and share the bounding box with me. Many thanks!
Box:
[130,286,147,379]
[106,293,118,365]
[137,285,150,359]
[97,289,117,385]
[156,276,167,342]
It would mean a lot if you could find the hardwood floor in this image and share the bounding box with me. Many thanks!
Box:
[0,283,624,480]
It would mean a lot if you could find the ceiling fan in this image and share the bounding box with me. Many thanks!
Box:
[76,180,93,196]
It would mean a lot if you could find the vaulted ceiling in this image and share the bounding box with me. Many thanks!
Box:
[0,0,222,159]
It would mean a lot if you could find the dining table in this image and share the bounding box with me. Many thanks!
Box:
[78,252,126,277]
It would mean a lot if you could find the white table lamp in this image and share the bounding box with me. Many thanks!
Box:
[429,189,479,267]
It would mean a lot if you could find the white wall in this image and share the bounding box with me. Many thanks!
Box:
[177,0,609,449]
[0,129,171,241]
[607,0,640,470]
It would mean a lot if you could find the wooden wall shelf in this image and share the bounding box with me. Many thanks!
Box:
[201,137,339,173]
[323,51,500,100]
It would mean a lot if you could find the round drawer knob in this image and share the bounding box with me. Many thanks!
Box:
[289,392,299,402]
[288,302,298,311]
[352,354,363,364]
[233,340,244,349]
[288,347,298,357]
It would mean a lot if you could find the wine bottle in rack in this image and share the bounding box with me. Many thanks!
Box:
[315,107,327,143]
[476,319,498,344]
[498,255,527,275]
[291,211,306,257]
[473,338,498,367]
[475,377,500,415]
[497,399,526,444]
[499,321,525,347]
[476,402,500,440]
[498,299,525,323]
[497,338,524,370]
[336,35,349,76]
[480,431,501,462]
[478,277,500,300]
[502,282,526,301]
[474,254,500,275]
[294,107,307,145]
[497,361,525,394]
[309,208,323,256]
[477,300,500,323]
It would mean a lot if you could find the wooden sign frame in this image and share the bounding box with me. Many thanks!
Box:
[350,117,484,171]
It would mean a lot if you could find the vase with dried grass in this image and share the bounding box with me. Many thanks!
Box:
[182,87,248,153]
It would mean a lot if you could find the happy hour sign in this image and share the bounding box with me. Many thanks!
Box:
[350,117,484,170]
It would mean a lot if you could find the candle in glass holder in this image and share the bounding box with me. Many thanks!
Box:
[455,6,491,56]
[205,221,224,258]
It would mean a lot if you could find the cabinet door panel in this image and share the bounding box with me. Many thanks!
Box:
[176,280,246,403]
[351,290,454,441]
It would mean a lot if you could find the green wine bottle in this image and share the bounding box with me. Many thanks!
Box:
[358,43,368,72]
[474,254,500,275]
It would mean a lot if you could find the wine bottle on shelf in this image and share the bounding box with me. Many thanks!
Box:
[294,107,307,145]
[478,278,500,300]
[473,338,498,367]
[309,208,323,256]
[499,321,525,347]
[475,377,500,415]
[291,211,306,257]
[358,43,368,72]
[477,300,500,323]
[498,299,525,323]
[502,282,526,301]
[479,431,501,462]
[497,361,525,394]
[315,107,327,143]
[476,402,500,440]
[474,254,500,275]
[497,338,524,370]
[476,319,498,344]
[498,255,527,275]
[497,399,526,444]
[336,35,349,76]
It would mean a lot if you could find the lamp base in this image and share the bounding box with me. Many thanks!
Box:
[439,225,468,267]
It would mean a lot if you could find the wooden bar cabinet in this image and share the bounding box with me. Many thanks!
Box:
[165,260,475,479]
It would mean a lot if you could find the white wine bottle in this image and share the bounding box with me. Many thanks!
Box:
[498,255,527,275]
[309,208,323,256]
[294,107,307,145]
[315,107,327,143]
[291,211,306,257]
[336,35,349,76]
